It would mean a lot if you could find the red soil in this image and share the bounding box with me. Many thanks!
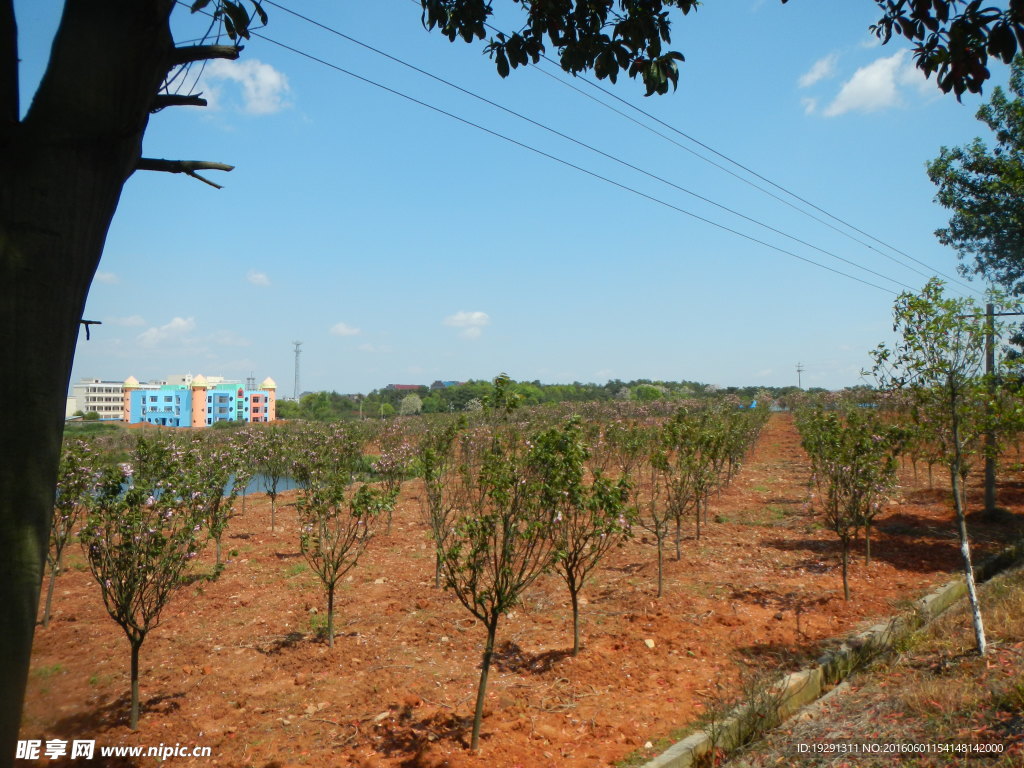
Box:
[21,414,1024,767]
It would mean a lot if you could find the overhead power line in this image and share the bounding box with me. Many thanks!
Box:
[524,47,982,297]
[261,0,918,293]
[184,1,899,295]
[254,31,900,294]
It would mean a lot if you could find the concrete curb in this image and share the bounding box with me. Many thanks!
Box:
[639,539,1024,768]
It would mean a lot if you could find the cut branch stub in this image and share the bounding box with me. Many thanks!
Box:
[167,44,241,68]
[151,93,208,111]
[137,158,234,189]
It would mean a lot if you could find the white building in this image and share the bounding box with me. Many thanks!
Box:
[70,378,126,420]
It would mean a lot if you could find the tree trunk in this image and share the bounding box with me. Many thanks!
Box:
[327,583,335,648]
[569,582,581,655]
[0,1,180,757]
[470,618,499,750]
[656,535,664,598]
[129,636,143,730]
[42,563,58,628]
[951,459,987,655]
[841,540,850,601]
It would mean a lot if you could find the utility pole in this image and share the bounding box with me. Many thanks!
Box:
[959,305,1023,519]
[292,341,302,402]
[796,362,805,390]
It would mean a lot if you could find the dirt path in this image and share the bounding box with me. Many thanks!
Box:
[22,414,1024,767]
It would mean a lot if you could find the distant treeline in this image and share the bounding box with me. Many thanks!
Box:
[275,378,830,421]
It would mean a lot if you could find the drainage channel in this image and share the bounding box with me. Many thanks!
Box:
[640,539,1024,768]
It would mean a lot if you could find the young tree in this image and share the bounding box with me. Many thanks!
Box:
[797,407,899,599]
[529,417,632,655]
[79,449,206,729]
[256,426,291,531]
[871,278,1009,654]
[187,438,240,573]
[298,483,393,648]
[43,440,96,627]
[436,425,555,749]
[4,0,1017,757]
[635,439,673,598]
[417,418,462,588]
[230,428,258,514]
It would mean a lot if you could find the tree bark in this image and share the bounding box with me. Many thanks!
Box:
[129,637,143,730]
[569,582,580,655]
[42,563,58,628]
[950,394,987,656]
[327,583,335,648]
[1,1,178,759]
[470,618,499,750]
[841,540,849,601]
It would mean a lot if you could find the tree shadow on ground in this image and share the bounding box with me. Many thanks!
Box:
[253,631,305,654]
[605,560,646,575]
[42,689,186,767]
[904,487,951,504]
[371,707,476,765]
[762,529,961,574]
[492,641,574,674]
[990,480,1024,508]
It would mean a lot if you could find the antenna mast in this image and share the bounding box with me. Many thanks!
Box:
[293,341,303,401]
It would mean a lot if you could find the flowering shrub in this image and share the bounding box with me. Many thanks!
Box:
[44,439,97,626]
[436,423,556,750]
[79,438,206,729]
[294,423,395,647]
[528,417,633,654]
[797,407,900,599]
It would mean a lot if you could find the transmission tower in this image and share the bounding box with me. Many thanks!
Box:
[796,362,805,389]
[292,341,303,401]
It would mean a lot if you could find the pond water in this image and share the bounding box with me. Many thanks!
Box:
[225,473,300,497]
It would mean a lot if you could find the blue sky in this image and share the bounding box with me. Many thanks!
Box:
[17,1,1011,395]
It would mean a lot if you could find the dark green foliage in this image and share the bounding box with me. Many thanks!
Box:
[928,56,1024,349]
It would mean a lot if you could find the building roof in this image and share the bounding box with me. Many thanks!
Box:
[260,377,277,390]
[191,374,209,388]
[123,375,140,388]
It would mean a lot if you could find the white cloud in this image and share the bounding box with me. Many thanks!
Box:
[330,322,361,337]
[246,270,271,286]
[898,57,935,96]
[824,50,926,117]
[202,59,291,115]
[799,53,838,88]
[801,97,817,115]
[95,271,119,285]
[105,315,146,327]
[137,316,196,348]
[443,310,490,339]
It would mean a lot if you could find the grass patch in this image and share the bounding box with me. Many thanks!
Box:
[735,505,789,527]
[284,563,308,579]
[32,664,63,679]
